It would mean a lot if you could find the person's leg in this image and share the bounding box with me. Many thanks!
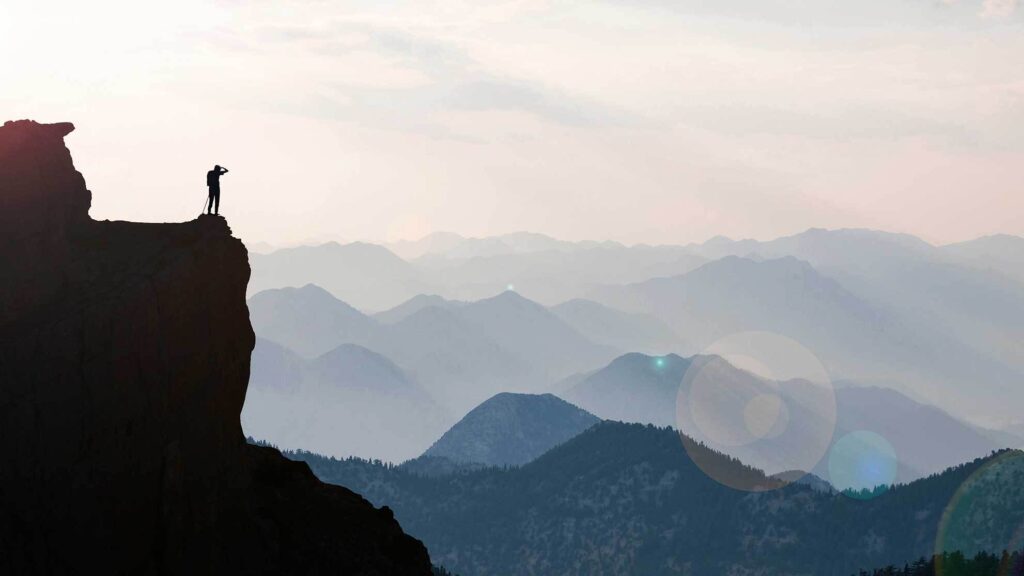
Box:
[207,192,214,214]
[214,189,220,215]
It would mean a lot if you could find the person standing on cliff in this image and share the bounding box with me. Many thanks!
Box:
[206,164,229,215]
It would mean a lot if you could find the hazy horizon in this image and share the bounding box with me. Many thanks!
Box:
[4,0,1022,247]
[248,226,1022,253]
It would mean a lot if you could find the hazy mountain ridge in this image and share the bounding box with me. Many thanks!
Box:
[249,286,619,414]
[243,337,448,462]
[588,251,1024,424]
[562,352,1008,484]
[551,298,686,354]
[375,294,467,324]
[388,231,622,260]
[942,234,1024,285]
[248,284,384,357]
[250,233,708,309]
[411,244,708,306]
[248,241,433,312]
[245,228,1024,467]
[684,230,1024,410]
[419,392,600,467]
[832,385,1003,481]
[562,352,693,427]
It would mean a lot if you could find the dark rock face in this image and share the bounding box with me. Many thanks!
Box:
[0,120,432,575]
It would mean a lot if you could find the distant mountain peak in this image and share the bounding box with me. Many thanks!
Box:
[611,351,687,367]
[467,289,556,317]
[295,282,339,297]
[394,302,463,325]
[487,288,536,304]
[250,283,367,317]
[374,294,465,324]
[420,392,600,467]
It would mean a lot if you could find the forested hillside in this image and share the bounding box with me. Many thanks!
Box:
[282,423,1024,576]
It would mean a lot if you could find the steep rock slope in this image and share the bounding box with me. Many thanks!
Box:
[0,120,430,574]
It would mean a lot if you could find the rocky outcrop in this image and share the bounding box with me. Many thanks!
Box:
[0,120,432,575]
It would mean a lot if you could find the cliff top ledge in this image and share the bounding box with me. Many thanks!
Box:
[0,119,431,574]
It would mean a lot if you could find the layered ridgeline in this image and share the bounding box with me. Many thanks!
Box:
[244,285,681,462]
[0,121,430,574]
[665,233,1024,424]
[250,233,708,311]
[247,284,619,415]
[248,229,1024,431]
[289,422,1024,576]
[243,337,450,462]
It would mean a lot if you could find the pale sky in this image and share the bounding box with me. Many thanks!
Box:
[2,0,1022,247]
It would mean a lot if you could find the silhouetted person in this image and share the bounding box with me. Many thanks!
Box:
[206,165,229,215]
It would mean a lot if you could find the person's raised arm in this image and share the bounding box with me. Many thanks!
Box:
[220,167,230,174]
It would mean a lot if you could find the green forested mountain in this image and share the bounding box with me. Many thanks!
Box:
[284,422,1024,576]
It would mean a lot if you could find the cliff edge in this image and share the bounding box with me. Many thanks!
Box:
[0,120,432,575]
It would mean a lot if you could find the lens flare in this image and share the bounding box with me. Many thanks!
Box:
[828,431,898,499]
[675,331,836,492]
[935,450,1024,574]
[744,393,786,440]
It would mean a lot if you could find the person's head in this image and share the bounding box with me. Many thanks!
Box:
[214,164,221,171]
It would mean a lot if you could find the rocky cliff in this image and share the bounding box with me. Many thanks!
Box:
[0,120,432,575]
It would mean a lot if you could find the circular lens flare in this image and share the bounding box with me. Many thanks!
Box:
[935,450,1024,574]
[676,331,836,492]
[744,393,786,440]
[828,431,898,499]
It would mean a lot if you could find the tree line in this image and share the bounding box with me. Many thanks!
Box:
[855,550,1024,576]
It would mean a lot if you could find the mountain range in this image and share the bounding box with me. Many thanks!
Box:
[241,224,1024,572]
[680,230,1024,418]
[242,337,449,462]
[250,232,708,310]
[248,241,430,312]
[248,285,620,414]
[248,227,1024,429]
[943,234,1024,285]
[246,277,1021,476]
[588,252,1024,425]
